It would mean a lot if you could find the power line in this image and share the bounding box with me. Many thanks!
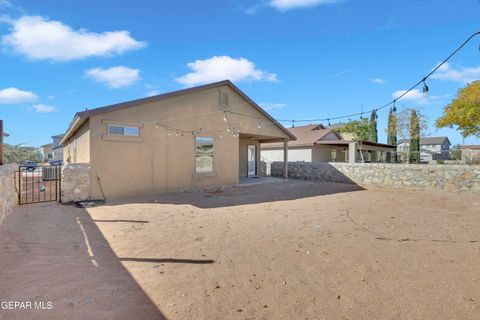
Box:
[275,30,480,125]
[145,30,479,135]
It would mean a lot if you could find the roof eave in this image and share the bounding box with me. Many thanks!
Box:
[60,114,87,145]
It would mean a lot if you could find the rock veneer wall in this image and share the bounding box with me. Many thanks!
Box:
[62,163,90,203]
[0,164,18,224]
[271,162,480,192]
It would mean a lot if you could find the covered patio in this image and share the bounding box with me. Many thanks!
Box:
[316,140,397,163]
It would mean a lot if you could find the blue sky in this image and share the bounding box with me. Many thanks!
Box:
[1,0,479,147]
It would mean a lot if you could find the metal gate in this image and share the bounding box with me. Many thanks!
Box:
[15,165,62,205]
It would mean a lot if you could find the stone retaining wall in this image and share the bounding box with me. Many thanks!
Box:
[0,164,18,224]
[62,163,90,203]
[271,161,480,192]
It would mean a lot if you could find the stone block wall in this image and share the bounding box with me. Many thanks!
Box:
[62,163,90,203]
[271,161,480,192]
[0,164,18,224]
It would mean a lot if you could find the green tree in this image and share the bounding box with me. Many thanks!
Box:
[337,118,370,162]
[368,110,378,142]
[396,107,428,142]
[3,144,37,164]
[409,110,420,164]
[387,107,398,162]
[436,80,480,138]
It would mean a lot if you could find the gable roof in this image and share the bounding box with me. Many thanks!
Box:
[398,136,450,145]
[61,80,296,144]
[262,124,341,148]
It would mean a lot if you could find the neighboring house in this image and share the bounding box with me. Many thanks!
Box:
[61,80,296,199]
[40,143,53,162]
[397,137,451,162]
[261,124,395,163]
[51,134,64,161]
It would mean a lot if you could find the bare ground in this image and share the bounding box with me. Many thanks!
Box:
[1,179,479,319]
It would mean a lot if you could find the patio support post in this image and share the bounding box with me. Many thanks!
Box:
[283,138,288,179]
[348,142,357,163]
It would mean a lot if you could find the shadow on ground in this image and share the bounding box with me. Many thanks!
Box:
[104,178,365,209]
[0,202,214,319]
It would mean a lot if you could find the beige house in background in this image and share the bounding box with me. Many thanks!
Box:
[61,80,295,199]
[262,124,395,163]
[40,143,53,162]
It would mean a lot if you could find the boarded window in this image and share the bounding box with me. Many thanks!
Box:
[108,125,139,137]
[195,137,214,173]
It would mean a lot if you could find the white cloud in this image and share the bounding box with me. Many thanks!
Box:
[33,104,55,113]
[431,62,480,83]
[145,90,160,97]
[269,0,343,11]
[85,66,141,88]
[372,78,386,84]
[0,0,12,7]
[259,102,287,111]
[0,87,37,104]
[392,89,428,105]
[1,15,145,61]
[176,56,278,87]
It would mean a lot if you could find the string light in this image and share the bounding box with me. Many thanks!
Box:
[143,31,479,136]
[257,120,261,129]
[422,79,429,96]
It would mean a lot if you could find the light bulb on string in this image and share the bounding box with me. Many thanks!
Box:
[227,124,231,132]
[155,122,160,129]
[422,79,429,96]
[223,113,228,122]
[257,120,261,129]
[176,130,179,137]
[392,100,397,112]
[168,128,172,135]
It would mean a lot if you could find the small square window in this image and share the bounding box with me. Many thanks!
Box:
[124,127,139,136]
[108,125,124,135]
[108,125,139,137]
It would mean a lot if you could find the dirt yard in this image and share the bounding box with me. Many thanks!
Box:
[1,179,479,320]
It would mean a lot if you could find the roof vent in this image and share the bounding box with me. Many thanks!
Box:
[219,91,229,108]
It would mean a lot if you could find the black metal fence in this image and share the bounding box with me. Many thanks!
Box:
[15,165,62,205]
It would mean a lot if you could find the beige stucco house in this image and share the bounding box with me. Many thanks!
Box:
[61,80,295,199]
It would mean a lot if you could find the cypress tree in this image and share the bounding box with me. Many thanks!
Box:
[409,110,420,164]
[369,110,378,142]
[387,107,398,162]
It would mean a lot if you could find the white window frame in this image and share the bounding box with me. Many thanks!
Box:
[107,124,140,137]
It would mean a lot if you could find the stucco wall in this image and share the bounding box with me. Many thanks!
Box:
[261,147,312,162]
[0,164,17,224]
[271,162,480,192]
[80,84,291,198]
[64,121,90,163]
[62,163,90,203]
